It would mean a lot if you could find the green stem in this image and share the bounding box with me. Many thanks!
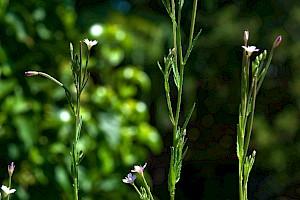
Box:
[71,42,85,200]
[7,175,12,200]
[132,183,142,197]
[165,77,175,125]
[243,78,257,169]
[37,72,64,87]
[257,48,274,92]
[239,40,249,200]
[72,99,80,200]
[242,56,250,126]
[142,175,154,200]
[239,160,244,200]
[188,0,198,48]
[171,0,177,72]
[169,2,177,199]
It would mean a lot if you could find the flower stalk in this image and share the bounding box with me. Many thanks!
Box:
[1,162,16,200]
[123,163,154,200]
[237,32,281,200]
[159,0,201,199]
[25,39,97,200]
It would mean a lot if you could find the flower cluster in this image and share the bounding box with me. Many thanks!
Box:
[122,163,147,185]
[122,163,154,200]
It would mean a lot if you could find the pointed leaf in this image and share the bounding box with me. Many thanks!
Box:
[184,29,202,64]
[182,103,196,130]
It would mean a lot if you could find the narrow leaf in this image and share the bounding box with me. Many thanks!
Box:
[182,103,196,130]
[184,29,202,64]
[157,61,164,75]
[161,0,172,18]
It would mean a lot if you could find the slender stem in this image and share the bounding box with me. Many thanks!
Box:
[239,39,249,200]
[7,175,12,200]
[37,72,64,87]
[239,160,243,200]
[242,56,250,126]
[82,50,90,93]
[244,76,258,162]
[142,176,154,200]
[244,182,248,200]
[165,77,175,124]
[71,42,85,200]
[132,183,142,197]
[188,0,198,48]
[176,3,184,69]
[72,93,80,200]
[171,0,177,72]
[174,0,184,140]
[257,48,274,92]
[169,2,177,199]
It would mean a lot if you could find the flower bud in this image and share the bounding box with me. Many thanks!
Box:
[25,71,38,76]
[244,30,249,44]
[8,162,15,176]
[70,42,73,52]
[273,35,282,48]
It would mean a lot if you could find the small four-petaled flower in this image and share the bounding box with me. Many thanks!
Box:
[1,185,16,195]
[241,45,259,56]
[122,173,137,184]
[131,163,147,176]
[83,38,98,50]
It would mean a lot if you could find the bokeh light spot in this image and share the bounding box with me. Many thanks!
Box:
[90,24,104,37]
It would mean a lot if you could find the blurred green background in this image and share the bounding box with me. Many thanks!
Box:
[0,0,299,199]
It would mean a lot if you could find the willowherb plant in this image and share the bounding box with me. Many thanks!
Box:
[15,2,283,199]
[237,30,282,200]
[122,0,201,199]
[25,39,97,200]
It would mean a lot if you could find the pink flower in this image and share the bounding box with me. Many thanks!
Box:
[241,45,259,56]
[122,173,136,184]
[131,163,147,176]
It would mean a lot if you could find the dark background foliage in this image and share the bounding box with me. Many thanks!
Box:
[0,0,299,199]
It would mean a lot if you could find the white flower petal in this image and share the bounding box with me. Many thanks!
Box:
[242,45,259,56]
[84,38,98,50]
[1,185,16,195]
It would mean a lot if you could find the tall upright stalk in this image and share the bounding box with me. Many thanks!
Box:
[237,32,281,200]
[70,40,96,200]
[159,0,201,199]
[25,39,97,200]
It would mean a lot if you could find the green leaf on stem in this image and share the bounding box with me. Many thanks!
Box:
[162,0,172,18]
[243,150,256,186]
[182,103,196,131]
[184,29,202,65]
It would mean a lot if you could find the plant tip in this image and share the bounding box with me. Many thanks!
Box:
[25,71,38,76]
[244,30,249,44]
[273,35,282,48]
[8,162,15,176]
